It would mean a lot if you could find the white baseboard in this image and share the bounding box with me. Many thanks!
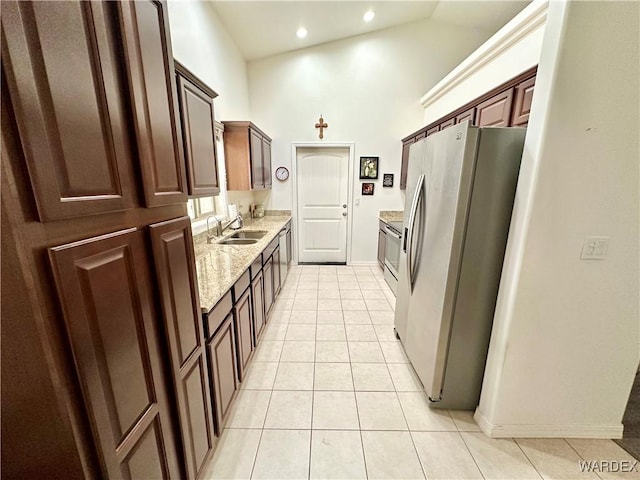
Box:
[348,261,380,267]
[474,409,623,439]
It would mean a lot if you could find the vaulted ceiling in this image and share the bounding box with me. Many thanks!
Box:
[210,1,531,61]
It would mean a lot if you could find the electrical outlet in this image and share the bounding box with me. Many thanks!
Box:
[355,198,360,206]
[580,236,609,260]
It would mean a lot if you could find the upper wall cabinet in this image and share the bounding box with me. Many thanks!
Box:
[1,1,136,221]
[223,122,272,191]
[118,0,188,207]
[175,61,220,197]
[400,67,537,190]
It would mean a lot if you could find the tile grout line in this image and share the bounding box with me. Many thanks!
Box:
[249,271,296,480]
[563,438,606,480]
[308,300,318,480]
[512,438,545,480]
[457,430,488,480]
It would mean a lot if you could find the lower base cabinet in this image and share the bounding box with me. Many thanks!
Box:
[234,286,254,381]
[252,270,266,342]
[263,257,274,316]
[206,313,238,436]
[273,247,281,297]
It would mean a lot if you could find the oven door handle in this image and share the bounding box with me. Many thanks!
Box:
[384,226,402,239]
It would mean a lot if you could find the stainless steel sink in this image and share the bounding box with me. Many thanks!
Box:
[218,238,259,245]
[228,230,268,239]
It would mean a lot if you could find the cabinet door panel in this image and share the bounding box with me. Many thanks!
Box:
[273,247,281,297]
[455,107,476,126]
[207,314,238,436]
[234,287,254,381]
[286,229,292,265]
[48,229,180,479]
[178,74,220,197]
[2,1,134,221]
[252,271,266,343]
[426,125,440,137]
[263,258,274,317]
[511,77,536,126]
[249,129,263,189]
[119,0,187,206]
[262,138,272,189]
[149,216,214,480]
[476,88,514,127]
[440,118,455,130]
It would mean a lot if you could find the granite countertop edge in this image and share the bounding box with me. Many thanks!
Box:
[193,215,292,313]
[379,210,404,224]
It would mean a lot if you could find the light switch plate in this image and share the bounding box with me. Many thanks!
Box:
[580,236,609,260]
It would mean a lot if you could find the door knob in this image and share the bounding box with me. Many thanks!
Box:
[342,212,347,216]
[343,204,347,208]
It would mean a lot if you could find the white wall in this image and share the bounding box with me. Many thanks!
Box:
[476,0,639,438]
[169,1,269,228]
[421,0,547,125]
[247,19,494,263]
[167,1,250,120]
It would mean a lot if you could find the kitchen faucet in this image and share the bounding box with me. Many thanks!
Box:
[206,214,244,244]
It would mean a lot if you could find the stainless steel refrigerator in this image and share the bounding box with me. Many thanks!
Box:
[394,122,526,410]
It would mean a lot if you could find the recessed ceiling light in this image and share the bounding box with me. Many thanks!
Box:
[363,10,375,22]
[296,27,308,39]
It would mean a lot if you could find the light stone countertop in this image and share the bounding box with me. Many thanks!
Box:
[379,210,404,224]
[193,215,292,313]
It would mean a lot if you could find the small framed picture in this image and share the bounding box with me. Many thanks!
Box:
[362,182,374,196]
[383,173,394,187]
[359,156,379,179]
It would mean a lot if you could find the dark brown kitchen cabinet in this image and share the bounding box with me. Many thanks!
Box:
[476,88,514,127]
[456,107,476,126]
[263,137,273,188]
[1,0,136,221]
[223,121,273,190]
[48,229,181,479]
[378,222,387,269]
[149,216,215,480]
[252,271,266,342]
[286,224,293,265]
[263,256,274,316]
[511,76,536,126]
[400,67,536,189]
[206,313,238,437]
[426,125,440,137]
[176,61,220,197]
[234,285,254,381]
[273,247,282,297]
[440,118,455,130]
[118,0,188,207]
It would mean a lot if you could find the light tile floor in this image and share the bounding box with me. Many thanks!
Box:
[203,265,639,479]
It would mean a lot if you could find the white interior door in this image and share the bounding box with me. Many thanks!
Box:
[296,147,349,263]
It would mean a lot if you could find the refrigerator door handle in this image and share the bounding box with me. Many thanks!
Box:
[406,173,425,291]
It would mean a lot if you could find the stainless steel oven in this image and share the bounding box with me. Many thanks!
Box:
[383,221,403,294]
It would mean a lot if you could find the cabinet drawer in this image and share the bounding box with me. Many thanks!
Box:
[250,255,263,279]
[232,269,251,303]
[263,237,279,263]
[205,290,233,339]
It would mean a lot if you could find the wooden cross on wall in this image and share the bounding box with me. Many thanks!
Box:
[315,115,328,139]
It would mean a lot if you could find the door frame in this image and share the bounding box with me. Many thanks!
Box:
[291,142,355,265]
